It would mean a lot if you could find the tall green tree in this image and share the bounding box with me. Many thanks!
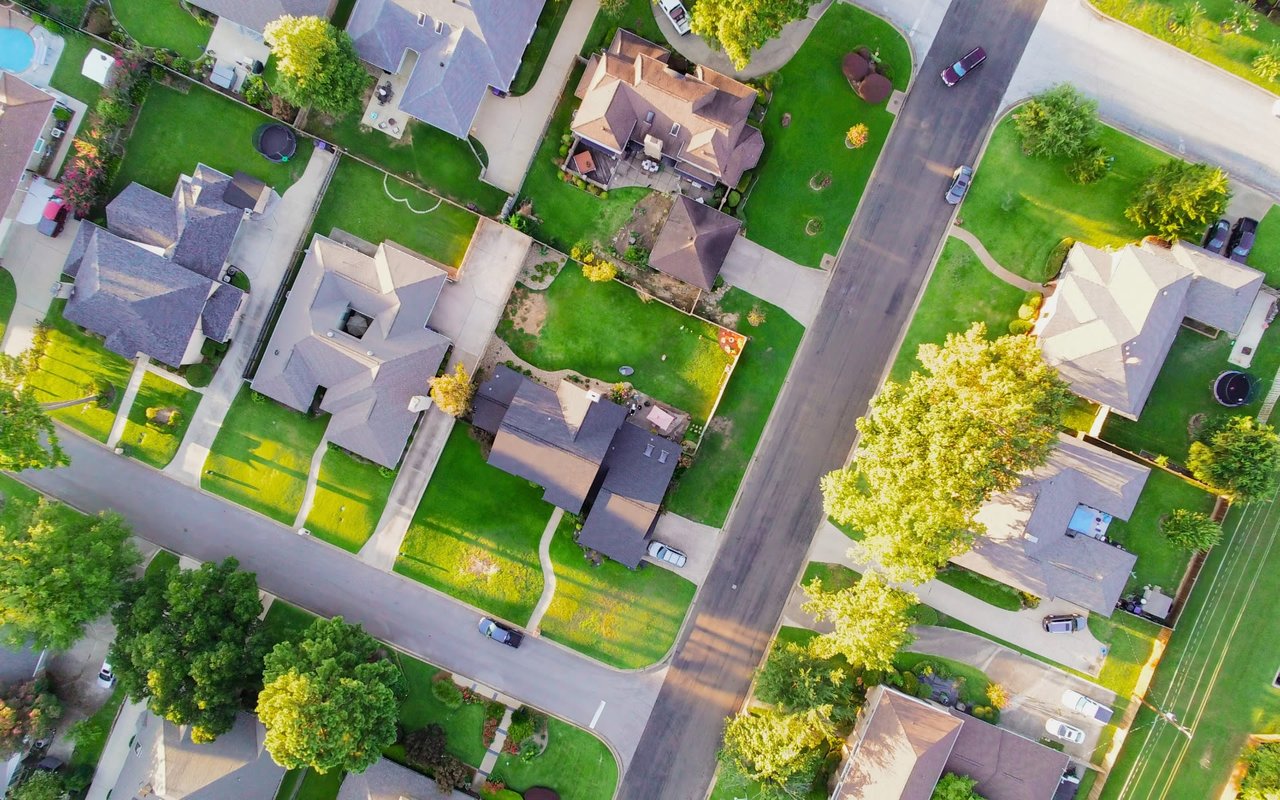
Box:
[802,573,916,672]
[257,616,405,774]
[1011,84,1100,159]
[0,502,138,650]
[1159,508,1222,552]
[0,678,62,756]
[719,708,833,798]
[264,16,371,116]
[6,772,66,800]
[110,558,266,743]
[754,642,860,724]
[0,354,68,472]
[691,0,811,70]
[1125,160,1231,240]
[1240,741,1280,800]
[932,772,986,800]
[1188,415,1280,502]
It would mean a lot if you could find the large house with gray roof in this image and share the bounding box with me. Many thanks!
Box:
[1037,240,1264,420]
[252,233,451,468]
[650,195,741,290]
[188,0,337,35]
[61,165,260,367]
[346,0,544,139]
[953,434,1150,616]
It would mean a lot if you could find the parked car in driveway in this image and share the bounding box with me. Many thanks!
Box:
[1045,718,1086,744]
[1229,217,1258,264]
[1062,689,1114,723]
[647,540,687,568]
[1203,218,1230,255]
[96,660,115,689]
[1042,613,1085,633]
[658,0,692,35]
[478,617,523,649]
[941,46,986,86]
[946,165,973,205]
[36,199,67,238]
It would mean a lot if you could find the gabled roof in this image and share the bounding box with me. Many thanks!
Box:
[945,710,1071,800]
[578,424,679,567]
[0,643,43,685]
[954,435,1149,615]
[649,195,741,290]
[187,0,335,34]
[1159,240,1265,332]
[118,711,284,800]
[224,171,271,213]
[0,73,55,215]
[347,0,544,138]
[252,234,450,468]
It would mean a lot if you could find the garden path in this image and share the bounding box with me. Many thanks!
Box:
[293,436,330,530]
[472,706,516,790]
[526,507,566,632]
[948,226,1042,292]
[720,236,829,326]
[105,358,149,449]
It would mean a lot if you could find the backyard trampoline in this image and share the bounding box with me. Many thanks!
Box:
[1214,370,1256,407]
[253,123,296,163]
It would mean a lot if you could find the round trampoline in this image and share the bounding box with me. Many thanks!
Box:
[1214,370,1256,407]
[253,123,296,163]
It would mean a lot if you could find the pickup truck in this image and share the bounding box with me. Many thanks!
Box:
[1062,689,1113,723]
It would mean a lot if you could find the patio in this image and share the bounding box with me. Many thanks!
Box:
[565,136,715,199]
[204,17,268,93]
[359,51,416,141]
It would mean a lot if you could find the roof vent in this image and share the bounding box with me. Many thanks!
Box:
[658,450,669,463]
[326,331,335,338]
[585,390,601,403]
[366,350,374,356]
[643,443,654,457]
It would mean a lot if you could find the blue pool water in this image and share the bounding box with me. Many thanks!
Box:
[0,28,35,73]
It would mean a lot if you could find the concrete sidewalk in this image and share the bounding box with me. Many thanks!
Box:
[948,227,1042,292]
[721,236,829,326]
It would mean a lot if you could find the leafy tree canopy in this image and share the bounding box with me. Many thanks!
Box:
[264,15,371,116]
[1125,160,1231,241]
[0,678,62,756]
[0,354,68,472]
[719,708,833,798]
[691,0,811,70]
[7,771,66,800]
[1188,415,1280,502]
[1241,741,1280,800]
[802,572,917,672]
[1159,508,1222,552]
[754,641,861,725]
[932,772,986,800]
[429,362,474,418]
[1012,84,1100,159]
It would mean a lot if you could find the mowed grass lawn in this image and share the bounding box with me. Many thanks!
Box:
[302,444,396,554]
[541,518,696,668]
[273,768,341,800]
[113,83,312,200]
[964,119,1168,283]
[502,266,734,422]
[118,372,201,468]
[48,32,103,105]
[395,426,550,622]
[25,300,134,442]
[1251,204,1280,285]
[1088,610,1165,701]
[1105,469,1215,594]
[112,0,210,57]
[490,717,619,800]
[510,0,573,95]
[0,267,14,342]
[743,3,911,267]
[888,237,1030,382]
[667,290,803,526]
[311,157,478,268]
[201,386,328,525]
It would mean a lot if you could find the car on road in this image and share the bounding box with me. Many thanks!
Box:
[1062,689,1114,723]
[1229,217,1258,264]
[1203,218,1231,255]
[1044,718,1086,744]
[478,617,523,649]
[647,540,687,568]
[946,165,973,205]
[1042,613,1085,633]
[36,199,68,238]
[96,660,116,689]
[941,46,986,86]
[658,0,692,35]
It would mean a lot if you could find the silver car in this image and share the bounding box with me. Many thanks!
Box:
[945,165,973,205]
[1044,717,1086,744]
[647,541,687,568]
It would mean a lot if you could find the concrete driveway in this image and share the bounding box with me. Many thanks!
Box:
[1,216,80,357]
[720,237,829,327]
[645,512,723,586]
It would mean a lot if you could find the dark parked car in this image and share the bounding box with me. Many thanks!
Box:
[946,165,973,205]
[1043,613,1086,633]
[1229,217,1258,264]
[478,617,523,648]
[36,199,67,238]
[941,46,987,86]
[1202,218,1230,255]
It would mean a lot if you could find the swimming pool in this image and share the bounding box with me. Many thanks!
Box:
[0,27,35,73]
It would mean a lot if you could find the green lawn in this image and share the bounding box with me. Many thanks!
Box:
[302,445,395,554]
[540,518,696,668]
[0,266,14,344]
[580,0,670,57]
[1092,0,1280,96]
[934,566,1024,611]
[1101,322,1280,460]
[1063,395,1102,434]
[510,0,573,96]
[112,0,211,57]
[501,266,735,421]
[118,372,201,468]
[741,3,911,267]
[667,291,803,525]
[893,651,994,707]
[889,237,1030,382]
[1251,204,1280,284]
[68,685,123,775]
[1105,469,1215,594]
[48,31,103,105]
[1088,611,1165,700]
[489,717,619,800]
[146,548,180,575]
[330,0,358,27]
[273,767,342,800]
[310,157,479,268]
[392,654,491,767]
[303,115,505,215]
[964,118,1168,283]
[201,386,329,525]
[113,83,312,201]
[24,300,134,442]
[394,426,550,622]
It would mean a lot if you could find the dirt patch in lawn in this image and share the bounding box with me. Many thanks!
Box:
[610,192,672,253]
[465,554,500,578]
[507,288,547,338]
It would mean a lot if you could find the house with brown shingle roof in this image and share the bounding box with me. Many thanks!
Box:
[570,30,763,189]
[650,195,741,290]
[0,72,56,220]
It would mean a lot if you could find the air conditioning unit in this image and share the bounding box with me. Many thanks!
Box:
[585,390,601,402]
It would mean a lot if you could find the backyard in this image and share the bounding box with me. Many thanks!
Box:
[1105,469,1216,594]
[201,386,329,525]
[1088,610,1166,701]
[741,2,912,267]
[24,300,134,442]
[111,0,211,57]
[310,157,479,268]
[273,768,342,800]
[118,371,202,468]
[394,426,550,623]
[500,266,736,422]
[48,31,103,105]
[540,517,696,668]
[666,290,803,526]
[963,118,1168,283]
[302,444,396,554]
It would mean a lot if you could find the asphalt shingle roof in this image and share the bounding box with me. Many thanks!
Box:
[831,686,963,800]
[188,0,335,34]
[577,423,678,567]
[0,73,55,218]
[650,195,741,290]
[945,710,1071,800]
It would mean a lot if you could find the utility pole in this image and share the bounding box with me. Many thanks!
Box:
[1135,695,1193,740]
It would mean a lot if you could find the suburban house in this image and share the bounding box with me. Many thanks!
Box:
[650,195,741,290]
[187,0,337,34]
[346,0,544,139]
[953,434,1150,616]
[60,164,263,367]
[252,233,451,469]
[474,366,679,567]
[105,711,284,800]
[0,72,58,240]
[569,30,763,189]
[830,686,1071,800]
[1037,240,1265,420]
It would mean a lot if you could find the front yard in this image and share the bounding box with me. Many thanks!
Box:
[302,444,396,554]
[1251,204,1280,284]
[488,717,619,800]
[540,518,696,669]
[48,31,104,105]
[201,386,329,525]
[1105,469,1216,594]
[111,0,211,58]
[394,426,550,623]
[510,0,574,95]
[118,371,201,468]
[742,2,912,267]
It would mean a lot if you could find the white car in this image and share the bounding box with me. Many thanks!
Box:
[647,540,687,568]
[96,660,116,689]
[1062,689,1114,723]
[658,0,692,35]
[1044,717,1086,744]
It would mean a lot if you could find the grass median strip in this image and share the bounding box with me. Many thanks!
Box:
[303,444,396,554]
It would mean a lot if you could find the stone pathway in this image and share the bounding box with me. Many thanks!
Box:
[948,226,1042,292]
[472,706,515,790]
[293,437,330,530]
[105,359,149,449]
[720,236,830,327]
[526,507,566,632]
[653,0,832,79]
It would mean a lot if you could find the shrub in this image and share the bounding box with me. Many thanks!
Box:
[1161,508,1223,552]
[726,190,741,208]
[1067,145,1113,184]
[914,681,933,700]
[581,259,617,282]
[403,724,448,770]
[623,244,649,264]
[185,363,213,387]
[1018,591,1041,609]
[900,670,920,696]
[845,123,870,149]
[431,678,464,709]
[145,406,160,422]
[242,75,269,107]
[1024,292,1043,310]
[987,683,1010,709]
[433,755,469,793]
[507,707,536,744]
[1008,319,1033,335]
[1254,42,1280,82]
[747,306,767,327]
[172,56,192,75]
[1240,741,1280,800]
[1017,304,1037,321]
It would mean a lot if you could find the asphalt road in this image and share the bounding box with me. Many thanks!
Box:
[616,2,1050,798]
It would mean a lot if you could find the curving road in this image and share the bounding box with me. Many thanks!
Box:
[616,1,1049,798]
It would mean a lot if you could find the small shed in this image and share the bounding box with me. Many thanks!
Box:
[1141,586,1173,620]
[82,48,115,87]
